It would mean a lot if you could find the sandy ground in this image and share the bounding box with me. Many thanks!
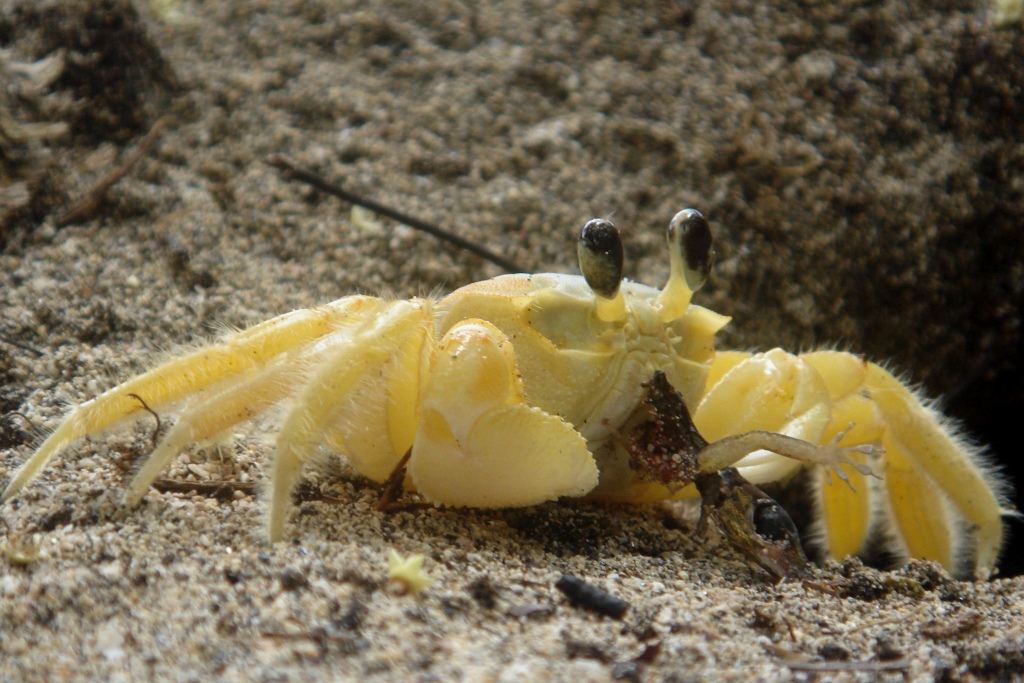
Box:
[1,0,1023,680]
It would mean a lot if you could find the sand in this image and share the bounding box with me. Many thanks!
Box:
[1,0,1023,680]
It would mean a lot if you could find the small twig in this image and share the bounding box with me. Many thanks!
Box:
[819,607,928,637]
[921,609,983,640]
[784,659,911,672]
[507,603,555,618]
[766,644,910,672]
[780,614,798,642]
[375,447,412,512]
[126,393,161,448]
[4,411,41,437]
[152,478,259,499]
[266,154,527,273]
[0,333,44,357]
[801,579,841,597]
[56,116,169,227]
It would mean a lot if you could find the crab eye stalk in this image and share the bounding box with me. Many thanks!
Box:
[657,209,715,322]
[578,219,624,298]
[578,218,626,322]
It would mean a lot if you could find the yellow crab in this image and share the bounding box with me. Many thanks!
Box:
[1,210,1010,580]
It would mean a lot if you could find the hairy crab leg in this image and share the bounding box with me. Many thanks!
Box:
[123,360,302,506]
[124,321,394,505]
[1,302,375,503]
[621,372,873,579]
[267,300,430,542]
[796,351,1010,579]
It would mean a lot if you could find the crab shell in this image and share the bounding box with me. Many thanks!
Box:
[399,274,730,506]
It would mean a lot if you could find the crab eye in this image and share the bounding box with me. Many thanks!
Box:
[667,209,714,292]
[751,499,800,544]
[578,218,624,300]
[657,208,714,322]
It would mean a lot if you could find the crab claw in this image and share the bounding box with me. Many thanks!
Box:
[695,467,809,581]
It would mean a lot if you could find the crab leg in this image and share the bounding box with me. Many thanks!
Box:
[802,352,1007,579]
[2,301,373,503]
[694,349,874,483]
[693,430,870,478]
[126,318,409,505]
[267,301,430,542]
[866,363,1006,576]
[123,360,302,506]
[696,348,1007,579]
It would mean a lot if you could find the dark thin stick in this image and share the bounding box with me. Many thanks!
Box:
[0,333,44,357]
[56,116,169,227]
[375,447,413,512]
[152,478,259,499]
[126,393,161,448]
[266,155,526,273]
